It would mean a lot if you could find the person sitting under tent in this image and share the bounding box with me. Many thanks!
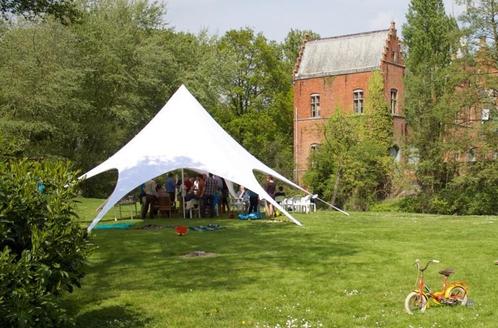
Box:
[154,184,173,217]
[234,185,249,212]
[274,186,286,204]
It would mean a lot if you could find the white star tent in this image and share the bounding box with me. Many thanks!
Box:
[81,85,313,232]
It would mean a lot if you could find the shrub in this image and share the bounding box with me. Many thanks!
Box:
[369,198,404,212]
[0,159,90,327]
[400,161,498,215]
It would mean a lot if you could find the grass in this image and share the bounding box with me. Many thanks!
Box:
[66,198,498,327]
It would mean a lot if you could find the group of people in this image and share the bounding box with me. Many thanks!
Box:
[140,173,178,219]
[183,173,229,218]
[236,175,285,217]
[140,172,285,219]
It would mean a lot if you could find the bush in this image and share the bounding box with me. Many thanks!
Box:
[369,198,404,212]
[0,159,90,327]
[400,161,498,215]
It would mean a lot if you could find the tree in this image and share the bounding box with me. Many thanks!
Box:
[281,29,320,69]
[457,0,498,58]
[402,0,461,193]
[304,118,392,209]
[0,0,179,195]
[218,28,286,115]
[457,0,498,156]
[215,28,295,175]
[0,0,80,23]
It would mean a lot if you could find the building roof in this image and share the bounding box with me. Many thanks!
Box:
[295,29,390,80]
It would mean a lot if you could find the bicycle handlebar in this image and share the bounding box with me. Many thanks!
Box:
[415,259,440,272]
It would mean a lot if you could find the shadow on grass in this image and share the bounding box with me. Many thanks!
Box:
[79,218,360,296]
[75,305,150,328]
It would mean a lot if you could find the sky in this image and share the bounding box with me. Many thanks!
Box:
[163,0,463,41]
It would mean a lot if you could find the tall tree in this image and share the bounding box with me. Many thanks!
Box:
[457,0,498,58]
[218,28,286,115]
[216,28,294,175]
[0,0,179,195]
[402,0,461,193]
[457,0,498,156]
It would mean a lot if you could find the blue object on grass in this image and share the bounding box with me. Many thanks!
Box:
[238,212,262,220]
[94,223,133,230]
[189,224,222,231]
[37,181,46,193]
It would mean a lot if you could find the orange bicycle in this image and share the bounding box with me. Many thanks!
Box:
[404,259,469,314]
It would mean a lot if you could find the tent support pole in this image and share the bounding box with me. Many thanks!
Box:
[182,168,186,219]
[316,197,350,216]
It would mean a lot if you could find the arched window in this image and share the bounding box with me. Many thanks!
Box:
[353,89,364,114]
[310,94,320,117]
[390,89,398,115]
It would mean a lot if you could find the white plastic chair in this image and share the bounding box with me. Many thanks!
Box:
[300,195,312,213]
[186,199,200,218]
[291,196,303,213]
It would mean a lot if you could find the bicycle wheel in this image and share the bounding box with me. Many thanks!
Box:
[447,286,468,306]
[404,292,427,314]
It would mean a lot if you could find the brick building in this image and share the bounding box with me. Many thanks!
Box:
[293,23,406,183]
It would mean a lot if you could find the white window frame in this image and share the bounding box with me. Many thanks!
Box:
[353,89,364,114]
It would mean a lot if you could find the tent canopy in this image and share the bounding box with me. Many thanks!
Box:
[81,85,310,231]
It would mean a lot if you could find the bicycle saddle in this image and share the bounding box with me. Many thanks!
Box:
[438,268,455,276]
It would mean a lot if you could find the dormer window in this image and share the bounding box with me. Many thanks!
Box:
[353,89,364,114]
[311,94,320,117]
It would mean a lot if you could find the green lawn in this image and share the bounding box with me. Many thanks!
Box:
[67,198,498,327]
